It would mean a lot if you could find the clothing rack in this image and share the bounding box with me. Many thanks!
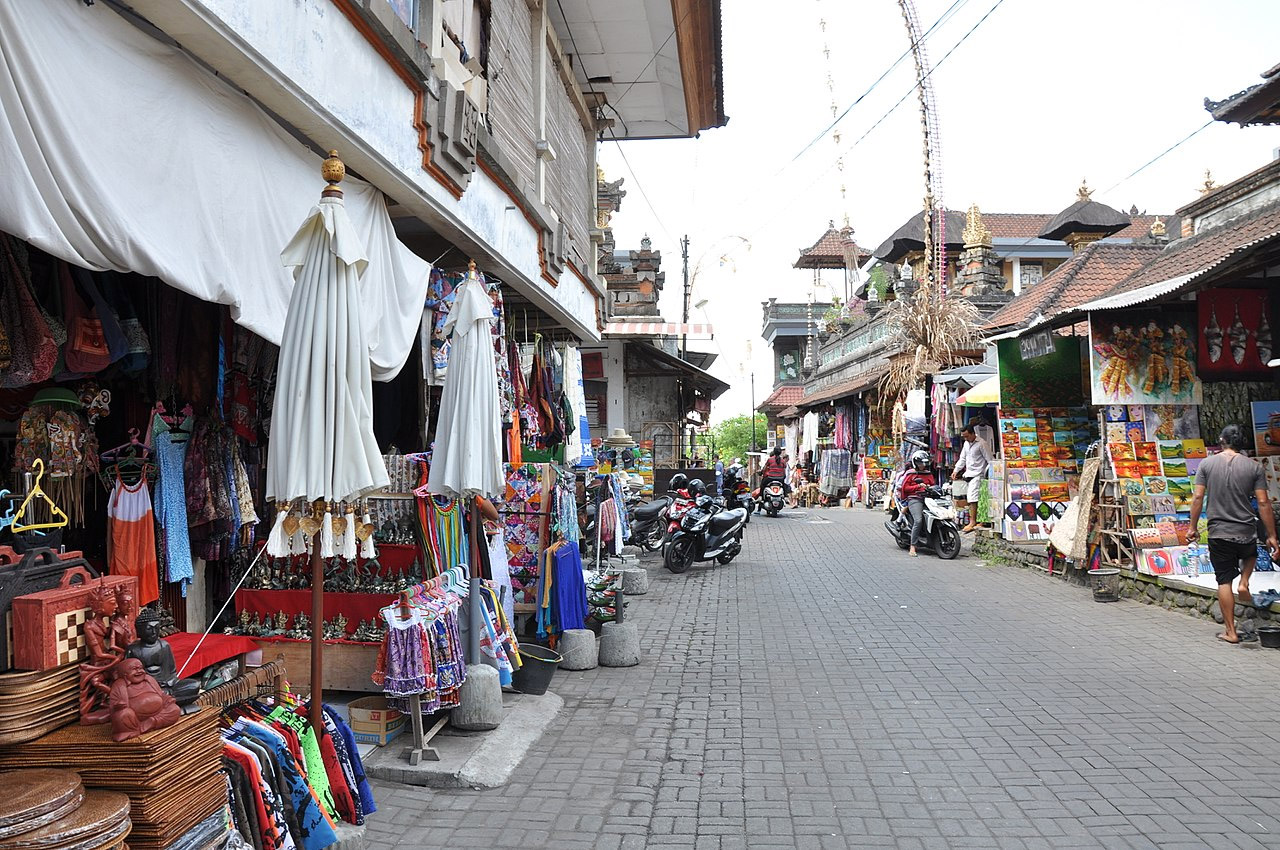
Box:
[390,566,466,765]
[194,654,288,709]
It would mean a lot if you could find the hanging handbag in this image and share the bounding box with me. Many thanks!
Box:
[100,272,150,373]
[0,237,58,387]
[59,263,112,374]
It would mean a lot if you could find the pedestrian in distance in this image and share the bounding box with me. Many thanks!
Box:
[1188,424,1280,645]
[951,424,992,533]
[898,450,934,557]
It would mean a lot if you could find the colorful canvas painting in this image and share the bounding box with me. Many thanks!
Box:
[1143,405,1201,440]
[1252,400,1280,458]
[1198,288,1273,376]
[1167,477,1194,509]
[1090,311,1203,405]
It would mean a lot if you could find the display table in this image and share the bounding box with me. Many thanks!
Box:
[165,632,260,678]
[252,637,380,693]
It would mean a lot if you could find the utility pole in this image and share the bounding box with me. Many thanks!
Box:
[677,235,690,467]
[680,235,690,360]
[750,372,756,453]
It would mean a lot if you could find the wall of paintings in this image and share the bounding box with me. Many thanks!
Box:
[995,406,1095,542]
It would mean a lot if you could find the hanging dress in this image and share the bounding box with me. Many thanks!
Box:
[106,473,160,605]
[153,426,194,594]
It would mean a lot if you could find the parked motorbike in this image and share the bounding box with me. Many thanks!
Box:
[760,479,786,517]
[629,495,673,552]
[664,495,749,573]
[721,467,754,522]
[884,482,962,559]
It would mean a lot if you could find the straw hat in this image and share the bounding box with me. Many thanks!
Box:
[602,428,637,448]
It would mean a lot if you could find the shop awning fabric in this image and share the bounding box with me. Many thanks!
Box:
[956,375,999,406]
[0,0,430,380]
[605,322,715,340]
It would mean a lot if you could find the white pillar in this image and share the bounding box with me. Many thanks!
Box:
[1011,256,1022,295]
[605,339,626,432]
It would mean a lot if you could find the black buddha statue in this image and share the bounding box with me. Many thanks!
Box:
[125,608,201,710]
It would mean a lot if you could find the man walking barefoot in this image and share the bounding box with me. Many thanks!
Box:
[1188,424,1280,644]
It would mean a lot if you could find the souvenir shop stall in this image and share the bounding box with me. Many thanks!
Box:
[853,392,894,508]
[229,258,596,669]
[0,246,386,848]
[1082,289,1280,587]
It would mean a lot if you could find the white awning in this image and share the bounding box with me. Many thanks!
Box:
[604,322,714,339]
[0,0,430,380]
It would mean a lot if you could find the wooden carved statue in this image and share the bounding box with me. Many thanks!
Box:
[126,608,200,708]
[112,585,138,649]
[79,583,125,725]
[108,658,181,742]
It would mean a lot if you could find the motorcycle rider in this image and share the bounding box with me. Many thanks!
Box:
[897,450,935,557]
[761,447,789,499]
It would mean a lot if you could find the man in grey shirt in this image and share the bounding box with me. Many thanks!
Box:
[1188,424,1279,644]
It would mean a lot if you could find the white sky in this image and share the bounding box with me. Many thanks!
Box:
[596,0,1280,423]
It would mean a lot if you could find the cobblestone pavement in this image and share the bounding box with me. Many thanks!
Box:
[367,507,1280,849]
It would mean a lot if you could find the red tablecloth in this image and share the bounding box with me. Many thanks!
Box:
[165,631,260,677]
[235,589,397,638]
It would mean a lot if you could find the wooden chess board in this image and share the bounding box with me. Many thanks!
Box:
[11,575,134,672]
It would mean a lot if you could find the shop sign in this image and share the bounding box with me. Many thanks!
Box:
[1019,329,1055,360]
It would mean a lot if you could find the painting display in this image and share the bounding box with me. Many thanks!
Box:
[997,336,1085,408]
[1253,400,1280,458]
[1198,288,1273,376]
[1089,310,1202,405]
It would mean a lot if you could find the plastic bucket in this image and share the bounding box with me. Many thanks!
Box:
[1088,568,1121,603]
[510,644,562,695]
[1258,627,1280,649]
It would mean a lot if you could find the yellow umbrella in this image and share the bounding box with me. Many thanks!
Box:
[956,374,999,406]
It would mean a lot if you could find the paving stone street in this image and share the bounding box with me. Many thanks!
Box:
[368,507,1280,849]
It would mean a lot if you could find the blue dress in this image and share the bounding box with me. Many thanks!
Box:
[153,429,193,594]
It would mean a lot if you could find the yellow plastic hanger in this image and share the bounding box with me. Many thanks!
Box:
[12,459,70,533]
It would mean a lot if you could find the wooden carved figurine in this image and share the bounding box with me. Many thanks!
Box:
[126,608,201,708]
[108,658,181,742]
[112,585,138,649]
[80,583,125,725]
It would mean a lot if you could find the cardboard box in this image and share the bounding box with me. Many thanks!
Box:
[348,695,405,746]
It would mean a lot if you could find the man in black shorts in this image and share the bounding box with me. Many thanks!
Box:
[1188,424,1280,644]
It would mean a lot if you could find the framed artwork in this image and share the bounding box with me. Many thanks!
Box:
[1252,400,1280,457]
[1198,288,1273,376]
[1090,310,1202,405]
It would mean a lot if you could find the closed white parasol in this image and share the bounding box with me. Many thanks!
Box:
[266,152,390,728]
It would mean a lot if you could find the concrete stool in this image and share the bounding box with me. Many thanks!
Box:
[558,628,599,671]
[450,665,503,731]
[599,621,640,667]
[621,568,649,596]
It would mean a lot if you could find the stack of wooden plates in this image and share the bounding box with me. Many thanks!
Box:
[0,769,130,850]
[0,710,223,850]
[0,664,78,745]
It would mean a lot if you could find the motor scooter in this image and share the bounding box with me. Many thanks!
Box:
[629,494,673,552]
[884,475,962,559]
[664,495,748,573]
[759,479,786,517]
[722,466,754,522]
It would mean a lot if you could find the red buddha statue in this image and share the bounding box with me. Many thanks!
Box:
[108,658,181,742]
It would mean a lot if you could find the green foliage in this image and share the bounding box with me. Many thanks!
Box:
[710,413,769,461]
[869,264,891,300]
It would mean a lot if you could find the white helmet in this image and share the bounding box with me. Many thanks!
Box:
[910,450,930,470]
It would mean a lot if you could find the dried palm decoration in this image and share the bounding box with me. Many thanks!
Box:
[876,286,981,408]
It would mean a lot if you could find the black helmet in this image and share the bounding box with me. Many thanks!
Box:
[687,478,706,496]
[669,473,689,492]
